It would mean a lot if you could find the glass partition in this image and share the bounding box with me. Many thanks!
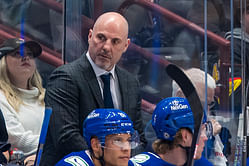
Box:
[0,0,248,165]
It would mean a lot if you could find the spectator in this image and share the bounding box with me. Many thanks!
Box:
[172,68,228,165]
[0,109,10,164]
[226,4,249,160]
[173,0,229,69]
[129,97,210,166]
[172,68,218,128]
[172,68,217,114]
[225,1,249,115]
[187,0,229,35]
[0,38,45,164]
[40,12,145,165]
[56,108,139,166]
[0,0,53,45]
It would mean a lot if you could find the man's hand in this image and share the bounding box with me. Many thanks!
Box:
[3,151,9,161]
[210,119,222,136]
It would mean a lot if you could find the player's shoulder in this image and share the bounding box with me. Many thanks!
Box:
[129,152,162,166]
[55,150,94,166]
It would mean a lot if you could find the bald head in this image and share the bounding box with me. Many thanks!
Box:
[93,12,129,38]
[87,12,130,71]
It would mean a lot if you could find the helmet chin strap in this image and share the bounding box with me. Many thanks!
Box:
[178,144,192,166]
[90,147,106,166]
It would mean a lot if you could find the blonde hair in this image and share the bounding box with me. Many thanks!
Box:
[152,130,183,154]
[0,56,45,111]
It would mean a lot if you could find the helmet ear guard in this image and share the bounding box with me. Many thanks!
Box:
[83,109,139,149]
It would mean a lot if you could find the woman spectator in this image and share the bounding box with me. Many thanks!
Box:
[0,38,45,162]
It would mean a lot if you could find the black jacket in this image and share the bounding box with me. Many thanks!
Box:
[0,109,11,164]
[40,54,145,165]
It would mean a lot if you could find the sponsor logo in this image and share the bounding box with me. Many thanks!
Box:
[121,122,132,126]
[170,100,188,110]
[170,104,188,110]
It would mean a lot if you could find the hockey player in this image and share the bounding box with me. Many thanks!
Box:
[55,108,139,166]
[129,97,211,166]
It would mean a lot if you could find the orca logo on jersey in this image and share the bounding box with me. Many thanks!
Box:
[64,156,89,166]
[131,154,150,163]
[170,100,188,111]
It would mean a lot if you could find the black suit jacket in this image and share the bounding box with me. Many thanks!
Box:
[40,54,145,165]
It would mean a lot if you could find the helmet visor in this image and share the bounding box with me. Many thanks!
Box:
[101,131,140,150]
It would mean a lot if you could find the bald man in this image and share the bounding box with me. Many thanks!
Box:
[40,12,145,165]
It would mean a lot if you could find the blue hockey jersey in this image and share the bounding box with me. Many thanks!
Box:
[55,150,94,166]
[129,152,213,166]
